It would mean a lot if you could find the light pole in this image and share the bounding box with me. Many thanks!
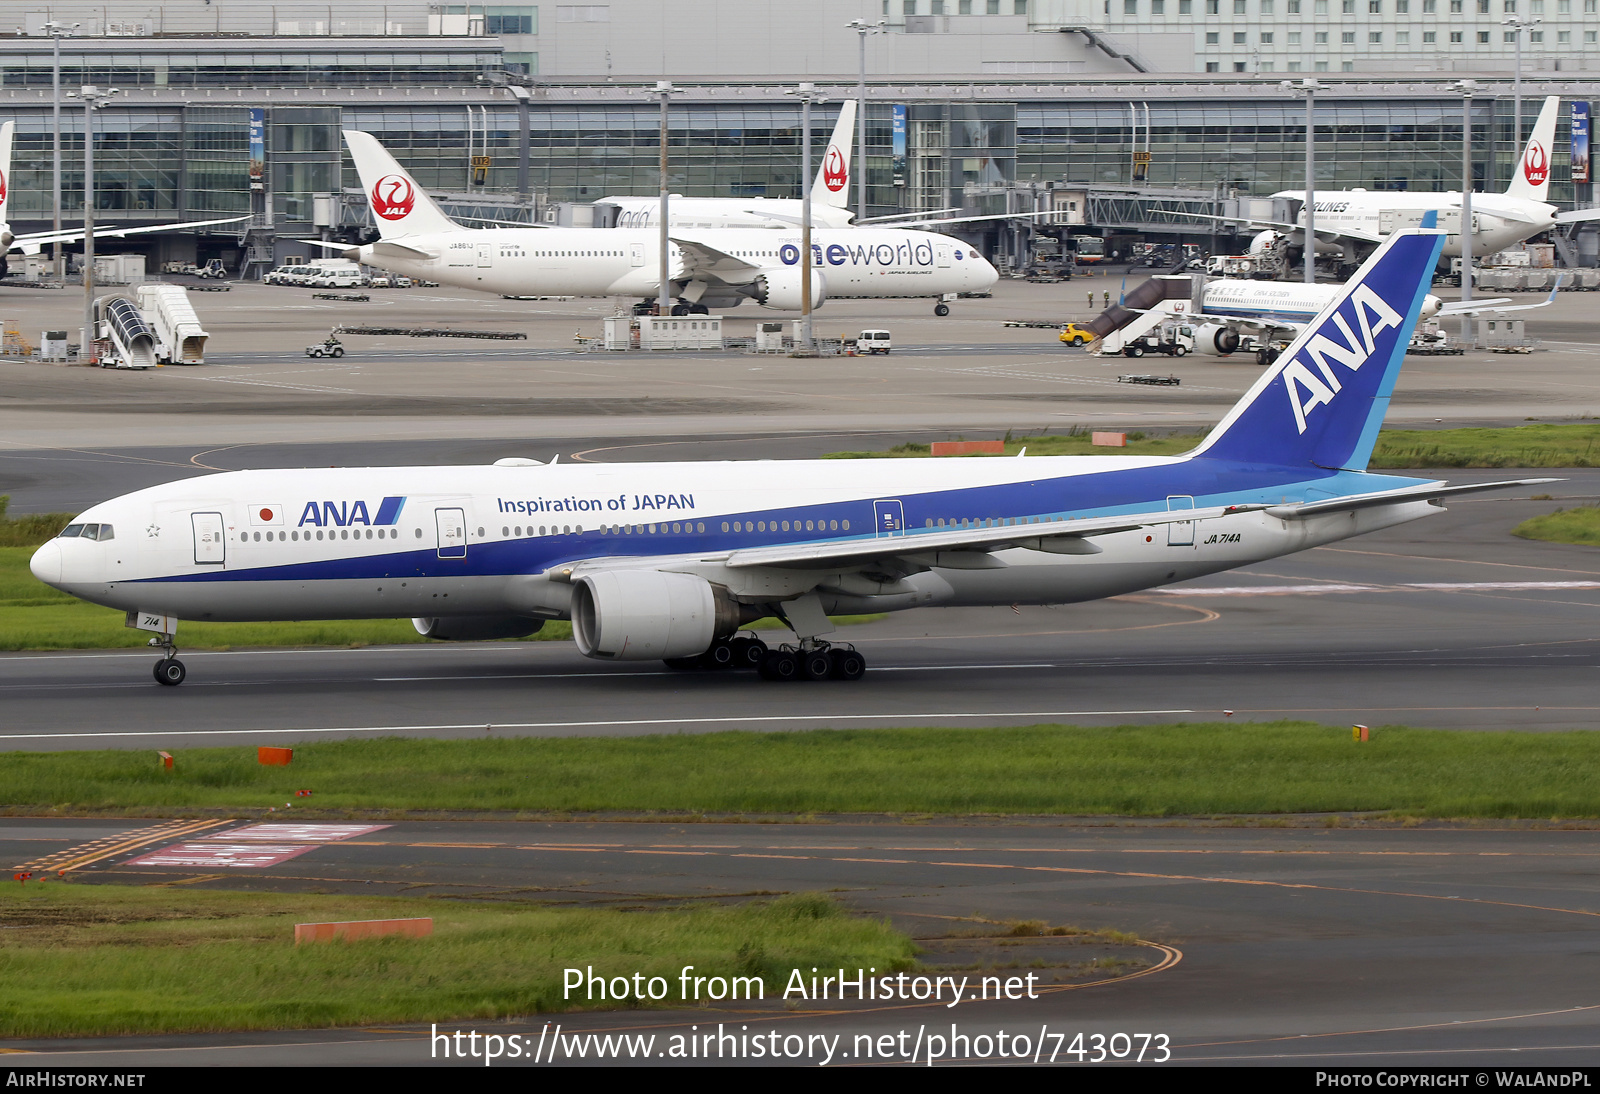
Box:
[646,81,678,317]
[1503,14,1539,179]
[43,21,77,278]
[786,82,826,354]
[1281,78,1329,284]
[845,18,885,224]
[66,85,118,358]
[1447,79,1480,343]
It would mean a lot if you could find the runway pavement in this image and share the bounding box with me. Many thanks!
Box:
[3,470,1599,746]
[2,816,1597,1065]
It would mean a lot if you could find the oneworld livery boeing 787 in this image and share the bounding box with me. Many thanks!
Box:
[31,222,1549,685]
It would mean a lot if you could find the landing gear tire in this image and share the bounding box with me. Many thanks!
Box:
[698,642,736,670]
[690,304,710,315]
[153,658,186,686]
[730,636,767,669]
[758,649,800,681]
[828,648,866,681]
[934,303,950,317]
[671,303,691,316]
[799,650,833,681]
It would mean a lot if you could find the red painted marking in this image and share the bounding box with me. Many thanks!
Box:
[1524,142,1549,186]
[295,918,432,944]
[126,842,315,868]
[931,440,1004,456]
[823,145,847,192]
[370,174,416,220]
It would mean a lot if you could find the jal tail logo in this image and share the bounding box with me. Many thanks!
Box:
[1523,142,1549,186]
[822,145,848,192]
[0,168,8,205]
[1282,283,1404,434]
[370,174,416,221]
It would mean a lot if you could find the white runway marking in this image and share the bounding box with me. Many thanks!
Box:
[0,710,1194,741]
[1164,580,1600,597]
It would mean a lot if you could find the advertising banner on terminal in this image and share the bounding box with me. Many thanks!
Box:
[249,107,266,190]
[892,105,906,187]
[1573,101,1591,185]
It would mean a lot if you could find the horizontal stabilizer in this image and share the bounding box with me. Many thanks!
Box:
[1266,478,1560,519]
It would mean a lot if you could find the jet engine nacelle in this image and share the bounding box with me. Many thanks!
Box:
[750,267,827,311]
[412,615,545,641]
[1193,322,1241,356]
[571,569,742,660]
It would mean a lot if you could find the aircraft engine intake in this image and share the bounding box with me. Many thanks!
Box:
[748,267,827,311]
[572,570,742,660]
[412,615,545,641]
[1193,322,1242,356]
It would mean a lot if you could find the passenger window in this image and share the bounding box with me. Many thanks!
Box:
[292,531,299,541]
[503,526,510,536]
[696,522,704,533]
[843,520,850,530]
[59,524,83,538]
[722,522,730,532]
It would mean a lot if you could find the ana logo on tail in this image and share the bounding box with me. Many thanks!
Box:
[370,174,416,221]
[823,145,847,192]
[1524,142,1549,186]
[1282,283,1404,434]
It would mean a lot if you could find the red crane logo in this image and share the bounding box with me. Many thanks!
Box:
[822,145,848,192]
[0,169,8,206]
[1523,142,1549,187]
[370,174,416,220]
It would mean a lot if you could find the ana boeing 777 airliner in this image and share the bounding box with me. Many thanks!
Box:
[31,220,1548,686]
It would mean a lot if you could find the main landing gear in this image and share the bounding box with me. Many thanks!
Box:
[662,633,867,682]
[150,634,186,686]
[934,303,950,317]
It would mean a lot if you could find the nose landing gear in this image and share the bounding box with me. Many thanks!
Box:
[150,635,186,686]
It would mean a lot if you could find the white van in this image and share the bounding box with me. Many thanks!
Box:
[857,329,892,354]
[305,261,367,288]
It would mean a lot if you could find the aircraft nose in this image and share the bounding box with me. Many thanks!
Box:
[972,253,999,288]
[30,539,62,586]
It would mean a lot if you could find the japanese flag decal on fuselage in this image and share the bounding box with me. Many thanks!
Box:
[1191,218,1445,474]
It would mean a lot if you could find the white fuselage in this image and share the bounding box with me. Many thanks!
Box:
[350,225,995,307]
[1201,279,1442,326]
[1273,189,1557,260]
[31,457,1435,628]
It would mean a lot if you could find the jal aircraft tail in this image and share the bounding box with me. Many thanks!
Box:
[342,130,461,238]
[809,99,857,210]
[1505,95,1560,203]
[1191,217,1445,473]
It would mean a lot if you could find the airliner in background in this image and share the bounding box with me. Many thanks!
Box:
[1239,96,1600,269]
[1092,270,1559,362]
[0,121,247,279]
[32,217,1549,686]
[322,129,996,315]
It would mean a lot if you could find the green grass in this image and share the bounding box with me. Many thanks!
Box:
[8,723,1600,819]
[824,424,1600,469]
[0,885,913,1037]
[1511,505,1600,547]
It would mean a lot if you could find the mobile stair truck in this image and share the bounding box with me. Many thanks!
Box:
[135,284,209,364]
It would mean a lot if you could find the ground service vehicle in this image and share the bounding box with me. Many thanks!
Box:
[1059,323,1095,346]
[858,330,891,354]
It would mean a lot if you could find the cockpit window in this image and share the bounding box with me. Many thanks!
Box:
[81,524,99,540]
[93,525,113,541]
[58,524,84,538]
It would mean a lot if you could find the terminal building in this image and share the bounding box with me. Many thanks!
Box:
[0,1,1592,274]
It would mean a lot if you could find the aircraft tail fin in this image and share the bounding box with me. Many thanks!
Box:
[1190,221,1445,472]
[0,120,14,232]
[809,100,857,211]
[342,130,460,238]
[1505,95,1560,203]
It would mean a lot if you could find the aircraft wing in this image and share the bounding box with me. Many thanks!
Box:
[1172,211,1382,244]
[716,503,1263,572]
[1438,277,1563,317]
[669,235,760,274]
[12,214,250,251]
[302,238,438,260]
[1266,478,1559,519]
